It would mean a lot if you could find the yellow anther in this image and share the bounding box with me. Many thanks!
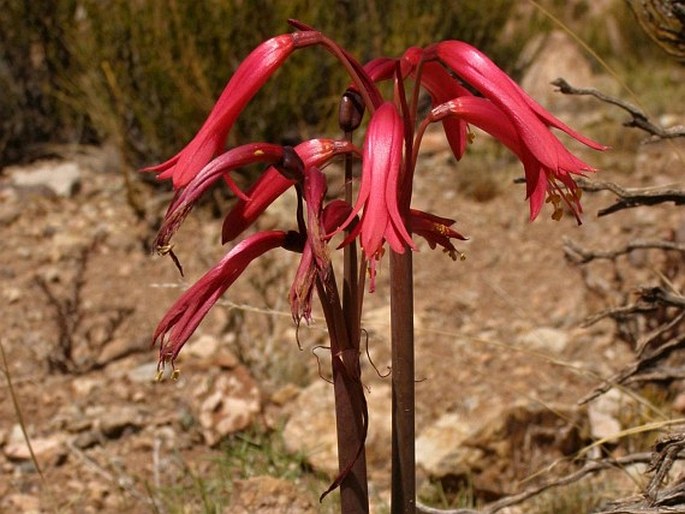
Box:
[171,369,181,381]
[433,222,450,235]
[552,207,564,221]
[156,244,173,256]
[154,369,164,382]
[467,131,476,144]
[545,193,561,205]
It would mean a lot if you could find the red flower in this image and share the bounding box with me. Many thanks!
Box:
[335,102,416,290]
[222,139,359,243]
[409,209,467,261]
[414,41,606,221]
[153,230,292,366]
[154,143,290,252]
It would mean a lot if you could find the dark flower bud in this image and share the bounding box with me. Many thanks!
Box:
[275,146,305,182]
[338,89,365,132]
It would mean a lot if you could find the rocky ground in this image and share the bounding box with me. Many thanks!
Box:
[1,31,685,514]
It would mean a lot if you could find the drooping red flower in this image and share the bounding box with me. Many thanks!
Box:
[154,143,293,251]
[409,209,467,261]
[334,102,416,289]
[153,230,292,366]
[221,139,359,243]
[429,95,594,221]
[142,35,299,189]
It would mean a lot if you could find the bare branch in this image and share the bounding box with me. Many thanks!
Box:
[417,454,655,514]
[576,178,685,216]
[552,78,685,140]
[564,237,685,265]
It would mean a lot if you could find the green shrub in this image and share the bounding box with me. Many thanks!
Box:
[0,0,538,167]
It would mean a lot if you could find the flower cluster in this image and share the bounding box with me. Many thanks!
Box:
[147,22,603,370]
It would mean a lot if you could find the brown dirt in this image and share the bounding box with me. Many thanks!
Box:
[1,106,684,513]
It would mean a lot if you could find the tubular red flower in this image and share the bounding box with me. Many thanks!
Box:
[289,167,330,324]
[154,231,289,366]
[221,139,360,243]
[429,95,595,221]
[409,209,467,261]
[142,34,298,189]
[429,41,606,166]
[333,102,416,290]
[154,143,289,251]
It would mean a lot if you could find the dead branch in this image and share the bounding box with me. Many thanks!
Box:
[575,178,685,216]
[564,237,685,265]
[552,78,685,140]
[417,453,655,514]
[594,434,685,514]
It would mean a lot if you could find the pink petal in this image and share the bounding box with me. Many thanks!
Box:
[142,34,297,189]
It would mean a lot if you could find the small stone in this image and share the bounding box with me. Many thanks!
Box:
[71,376,100,396]
[673,392,685,413]
[0,203,20,226]
[2,287,22,304]
[226,476,317,514]
[282,379,392,477]
[10,160,83,197]
[72,430,102,450]
[196,367,261,446]
[587,389,632,442]
[2,493,41,514]
[270,383,301,406]
[126,362,159,383]
[4,434,65,466]
[416,412,473,476]
[99,406,143,439]
[186,334,220,359]
[516,327,569,354]
[96,337,142,366]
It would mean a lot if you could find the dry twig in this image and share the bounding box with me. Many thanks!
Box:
[552,78,685,140]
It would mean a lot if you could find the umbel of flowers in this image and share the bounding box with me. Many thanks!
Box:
[146,19,603,514]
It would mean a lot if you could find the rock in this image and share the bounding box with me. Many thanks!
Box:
[71,376,100,396]
[1,493,41,514]
[185,334,220,359]
[519,31,596,113]
[99,405,144,439]
[195,367,261,446]
[516,327,569,354]
[416,412,477,477]
[0,203,20,226]
[9,160,83,197]
[416,401,589,498]
[587,389,633,442]
[126,362,159,383]
[283,380,338,476]
[72,430,102,450]
[96,337,142,366]
[283,379,392,477]
[226,476,317,514]
[4,429,66,466]
[2,286,22,304]
[270,383,301,406]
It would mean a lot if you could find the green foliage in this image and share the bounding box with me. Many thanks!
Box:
[157,426,329,513]
[0,0,538,167]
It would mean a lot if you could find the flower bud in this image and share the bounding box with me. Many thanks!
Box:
[338,89,365,132]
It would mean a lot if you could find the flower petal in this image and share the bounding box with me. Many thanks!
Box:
[142,35,297,189]
[221,139,359,243]
[154,231,288,365]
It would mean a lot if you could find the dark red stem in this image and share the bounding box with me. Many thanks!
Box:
[316,268,369,513]
[390,250,416,514]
